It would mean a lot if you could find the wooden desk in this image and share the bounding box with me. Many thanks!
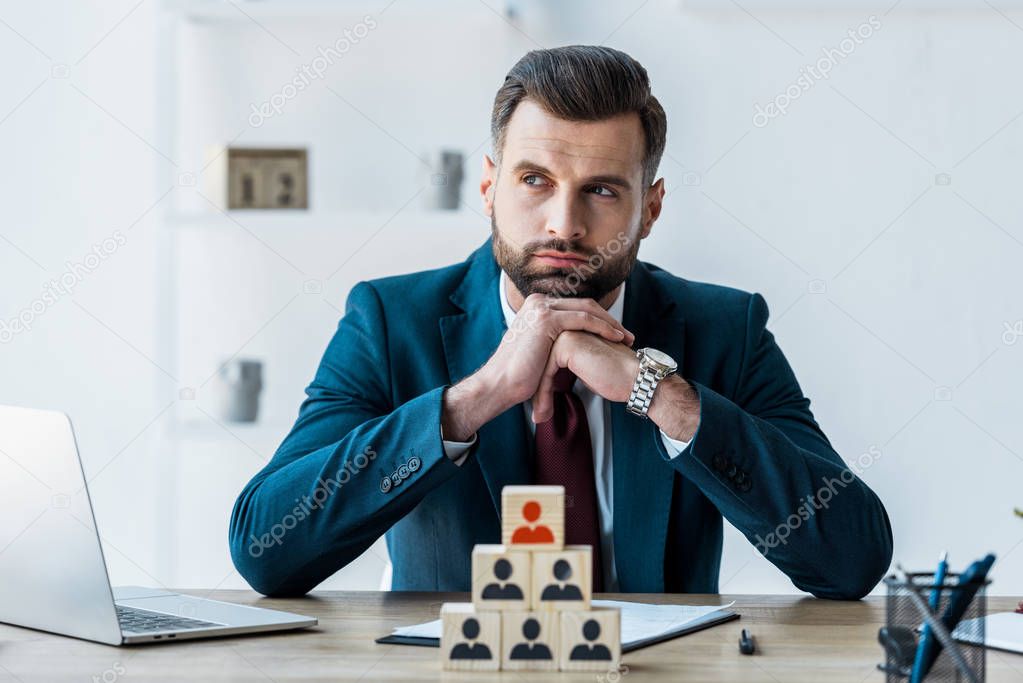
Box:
[1,592,1021,682]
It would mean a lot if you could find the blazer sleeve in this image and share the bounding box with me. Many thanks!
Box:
[228,281,465,596]
[655,292,894,600]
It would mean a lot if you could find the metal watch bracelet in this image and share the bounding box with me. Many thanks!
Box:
[626,351,674,418]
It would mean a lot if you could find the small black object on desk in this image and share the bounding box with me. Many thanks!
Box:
[739,628,756,655]
[877,625,917,677]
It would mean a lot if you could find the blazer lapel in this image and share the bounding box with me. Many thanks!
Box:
[611,261,686,592]
[439,238,532,514]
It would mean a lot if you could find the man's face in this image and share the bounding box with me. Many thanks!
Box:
[481,100,664,303]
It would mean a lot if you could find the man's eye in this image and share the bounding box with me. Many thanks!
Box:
[523,174,546,186]
[587,185,616,197]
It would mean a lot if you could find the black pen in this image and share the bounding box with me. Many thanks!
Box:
[739,628,756,655]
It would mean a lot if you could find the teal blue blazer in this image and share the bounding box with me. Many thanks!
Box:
[229,237,893,599]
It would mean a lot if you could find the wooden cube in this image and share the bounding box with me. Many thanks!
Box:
[500,611,559,671]
[440,603,501,671]
[501,485,564,550]
[531,545,592,611]
[471,544,530,611]
[559,608,621,672]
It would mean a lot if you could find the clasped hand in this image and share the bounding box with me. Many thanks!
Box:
[488,293,643,424]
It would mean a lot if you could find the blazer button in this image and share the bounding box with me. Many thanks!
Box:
[397,464,410,480]
[407,456,421,472]
[713,455,727,472]
[734,470,746,484]
[738,478,752,492]
[390,472,402,487]
[380,477,392,493]
[726,463,738,478]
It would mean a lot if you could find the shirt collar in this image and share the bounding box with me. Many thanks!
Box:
[499,271,626,328]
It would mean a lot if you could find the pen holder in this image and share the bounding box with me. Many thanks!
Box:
[879,572,988,682]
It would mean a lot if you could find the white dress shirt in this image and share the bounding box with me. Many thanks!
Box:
[441,272,691,590]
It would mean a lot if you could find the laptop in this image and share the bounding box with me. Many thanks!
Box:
[0,404,317,645]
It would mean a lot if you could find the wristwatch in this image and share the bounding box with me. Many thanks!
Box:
[626,347,678,418]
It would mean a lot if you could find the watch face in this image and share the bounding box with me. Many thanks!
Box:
[643,348,677,372]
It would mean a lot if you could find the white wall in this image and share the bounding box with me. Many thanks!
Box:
[2,0,1022,595]
[0,0,171,589]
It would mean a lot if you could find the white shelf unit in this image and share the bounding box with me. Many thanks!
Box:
[151,0,520,588]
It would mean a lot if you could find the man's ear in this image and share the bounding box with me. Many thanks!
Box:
[480,155,497,217]
[640,178,665,239]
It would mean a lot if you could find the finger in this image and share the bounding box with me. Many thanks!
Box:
[531,345,565,423]
[550,310,626,343]
[539,297,635,344]
[545,297,634,343]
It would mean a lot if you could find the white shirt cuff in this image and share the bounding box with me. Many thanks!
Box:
[660,429,692,458]
[442,431,478,466]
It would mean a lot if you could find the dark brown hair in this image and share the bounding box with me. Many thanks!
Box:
[490,45,667,188]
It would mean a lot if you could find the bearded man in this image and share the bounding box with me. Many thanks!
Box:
[230,45,893,600]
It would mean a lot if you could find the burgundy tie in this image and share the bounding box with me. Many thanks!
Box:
[533,367,605,592]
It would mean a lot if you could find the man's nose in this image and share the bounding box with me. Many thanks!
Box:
[545,194,586,241]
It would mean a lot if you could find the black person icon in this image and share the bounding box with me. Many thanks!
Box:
[481,558,524,600]
[569,619,613,661]
[540,558,584,601]
[509,618,553,660]
[449,618,492,660]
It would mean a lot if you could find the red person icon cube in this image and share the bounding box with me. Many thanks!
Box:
[501,485,564,551]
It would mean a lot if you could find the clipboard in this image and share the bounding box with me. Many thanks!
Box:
[376,608,739,653]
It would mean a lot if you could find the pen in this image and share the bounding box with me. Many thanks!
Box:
[909,551,947,683]
[739,628,755,655]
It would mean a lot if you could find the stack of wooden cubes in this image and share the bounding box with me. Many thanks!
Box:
[441,485,621,672]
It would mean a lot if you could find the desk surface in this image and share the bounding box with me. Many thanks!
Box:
[1,591,1021,682]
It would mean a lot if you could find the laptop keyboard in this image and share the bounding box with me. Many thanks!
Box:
[116,605,221,633]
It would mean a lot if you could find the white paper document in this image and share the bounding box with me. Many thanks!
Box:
[390,599,736,649]
[954,612,1023,653]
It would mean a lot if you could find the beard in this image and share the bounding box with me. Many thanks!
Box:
[490,213,640,302]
